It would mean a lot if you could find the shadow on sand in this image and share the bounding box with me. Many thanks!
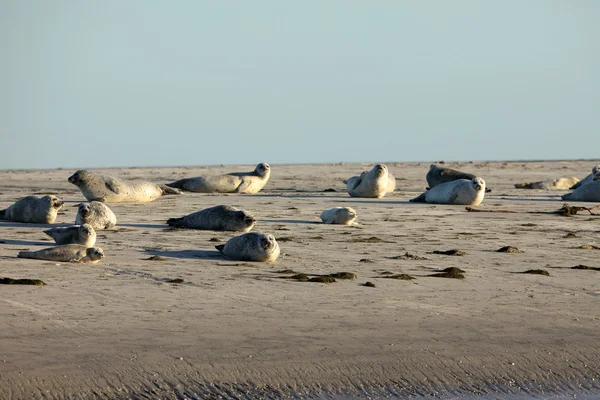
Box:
[0,239,53,246]
[143,249,223,260]
[0,221,72,229]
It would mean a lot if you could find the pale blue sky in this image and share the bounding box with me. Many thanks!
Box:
[1,1,598,169]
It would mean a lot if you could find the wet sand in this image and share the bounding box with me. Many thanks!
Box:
[1,160,600,399]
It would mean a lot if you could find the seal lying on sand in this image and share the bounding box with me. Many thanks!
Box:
[344,172,395,194]
[410,177,486,206]
[18,245,105,263]
[167,205,256,232]
[166,163,271,194]
[75,202,117,230]
[346,164,389,198]
[215,232,280,262]
[320,207,358,225]
[562,181,600,202]
[570,165,600,190]
[44,224,96,247]
[514,177,580,190]
[427,164,492,193]
[0,195,64,224]
[68,170,182,203]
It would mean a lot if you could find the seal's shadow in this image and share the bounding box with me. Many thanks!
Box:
[0,222,71,228]
[0,239,53,246]
[143,249,223,260]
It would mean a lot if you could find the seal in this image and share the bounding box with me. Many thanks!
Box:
[514,177,580,190]
[0,195,64,224]
[320,207,358,225]
[18,245,105,263]
[68,170,183,203]
[75,201,117,230]
[215,232,280,262]
[344,171,395,193]
[346,164,389,198]
[166,163,271,194]
[426,164,492,193]
[570,165,600,190]
[167,205,256,232]
[562,180,600,202]
[43,224,97,247]
[410,177,486,205]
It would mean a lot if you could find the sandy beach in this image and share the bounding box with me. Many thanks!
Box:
[1,160,600,399]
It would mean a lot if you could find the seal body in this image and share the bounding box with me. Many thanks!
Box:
[570,165,600,190]
[17,245,104,263]
[562,181,600,202]
[514,177,579,190]
[68,170,182,203]
[320,207,358,225]
[75,201,117,230]
[0,195,64,224]
[167,205,256,232]
[426,164,476,188]
[345,171,395,194]
[167,163,271,194]
[346,164,389,198]
[215,232,280,262]
[43,224,96,247]
[410,177,486,206]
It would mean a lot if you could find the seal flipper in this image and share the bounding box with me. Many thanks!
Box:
[215,244,225,253]
[158,184,183,196]
[91,197,106,203]
[165,179,186,190]
[104,178,122,194]
[43,228,54,238]
[17,251,35,259]
[0,208,6,219]
[409,192,427,202]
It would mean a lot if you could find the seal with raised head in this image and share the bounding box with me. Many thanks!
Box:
[344,171,395,193]
[514,177,580,190]
[320,207,358,225]
[410,177,486,205]
[0,195,64,224]
[570,165,600,190]
[166,163,271,194]
[68,170,182,203]
[346,164,389,198]
[75,201,117,230]
[43,224,97,247]
[167,205,256,232]
[426,164,492,193]
[562,180,600,202]
[215,232,280,262]
[18,245,105,263]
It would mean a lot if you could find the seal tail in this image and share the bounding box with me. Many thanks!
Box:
[159,184,183,196]
[215,244,225,253]
[570,181,582,190]
[165,180,187,190]
[167,217,184,227]
[0,208,5,219]
[42,229,54,238]
[409,192,427,203]
[561,193,572,201]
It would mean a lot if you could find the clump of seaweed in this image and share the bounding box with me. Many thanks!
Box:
[428,267,465,279]
[309,276,336,283]
[359,259,374,263]
[432,249,467,256]
[578,244,600,250]
[347,236,391,243]
[497,246,523,253]
[520,269,550,276]
[0,278,46,286]
[382,274,415,280]
[362,282,376,288]
[166,278,185,284]
[555,203,600,217]
[387,252,428,260]
[570,265,600,271]
[277,237,294,242]
[327,272,357,280]
[146,255,167,261]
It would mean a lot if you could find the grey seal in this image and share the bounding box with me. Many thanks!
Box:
[68,170,183,203]
[167,205,256,232]
[75,201,117,230]
[426,164,492,193]
[410,177,486,205]
[18,245,105,263]
[320,207,358,225]
[43,224,97,247]
[215,232,280,262]
[346,164,389,198]
[514,177,579,190]
[166,163,271,194]
[0,195,64,224]
[562,180,600,202]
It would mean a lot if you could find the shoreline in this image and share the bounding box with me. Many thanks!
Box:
[2,160,600,399]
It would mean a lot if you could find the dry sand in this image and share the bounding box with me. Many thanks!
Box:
[1,160,600,399]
